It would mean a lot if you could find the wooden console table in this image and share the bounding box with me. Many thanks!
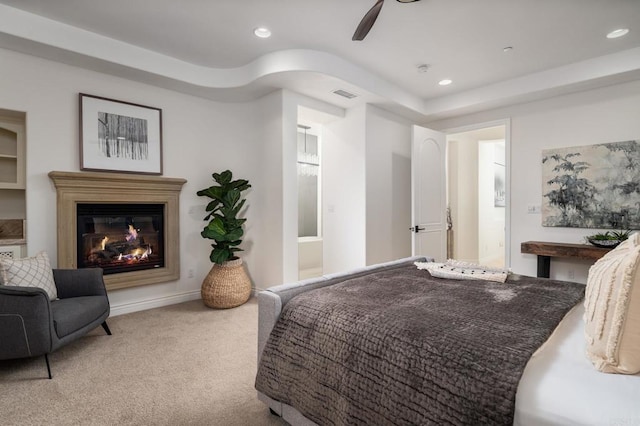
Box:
[520,241,612,278]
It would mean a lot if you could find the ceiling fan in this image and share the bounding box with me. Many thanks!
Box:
[352,0,421,41]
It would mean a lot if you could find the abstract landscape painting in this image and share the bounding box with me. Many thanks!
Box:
[542,140,640,229]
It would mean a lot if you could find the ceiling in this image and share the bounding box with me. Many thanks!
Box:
[0,0,639,121]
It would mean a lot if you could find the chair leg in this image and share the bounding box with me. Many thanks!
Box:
[44,354,52,379]
[101,321,112,336]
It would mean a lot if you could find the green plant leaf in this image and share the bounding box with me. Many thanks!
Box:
[208,216,226,234]
[230,179,251,191]
[201,227,221,240]
[205,200,220,212]
[223,189,241,208]
[611,230,631,240]
[201,217,226,240]
[225,228,243,242]
[197,186,224,201]
[229,199,246,218]
[211,247,232,264]
[197,170,251,263]
[213,170,233,185]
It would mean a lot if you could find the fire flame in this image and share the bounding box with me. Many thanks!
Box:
[114,246,152,263]
[126,225,138,242]
[89,229,153,266]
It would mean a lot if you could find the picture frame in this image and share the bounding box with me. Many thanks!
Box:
[541,140,640,228]
[80,93,163,175]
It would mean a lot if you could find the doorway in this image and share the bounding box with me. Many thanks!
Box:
[296,122,323,279]
[446,123,508,268]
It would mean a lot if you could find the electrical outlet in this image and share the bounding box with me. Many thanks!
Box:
[568,270,575,280]
[187,269,194,278]
[527,205,541,214]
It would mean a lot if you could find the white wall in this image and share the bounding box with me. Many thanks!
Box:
[0,47,287,312]
[447,137,479,262]
[365,105,412,265]
[323,106,367,274]
[251,90,286,289]
[429,79,640,282]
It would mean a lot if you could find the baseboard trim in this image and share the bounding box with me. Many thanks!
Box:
[110,290,201,317]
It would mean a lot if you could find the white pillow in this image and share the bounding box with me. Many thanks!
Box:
[0,251,58,300]
[584,234,640,374]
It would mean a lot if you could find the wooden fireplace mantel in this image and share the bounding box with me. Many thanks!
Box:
[49,171,187,291]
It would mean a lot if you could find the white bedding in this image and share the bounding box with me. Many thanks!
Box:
[515,304,640,425]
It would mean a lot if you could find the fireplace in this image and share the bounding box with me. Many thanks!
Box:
[77,203,165,275]
[49,171,186,291]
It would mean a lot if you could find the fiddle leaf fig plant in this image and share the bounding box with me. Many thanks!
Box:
[197,170,251,264]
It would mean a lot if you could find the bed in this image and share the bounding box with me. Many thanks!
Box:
[255,256,640,425]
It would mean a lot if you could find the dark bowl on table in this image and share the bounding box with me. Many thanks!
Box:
[587,238,622,249]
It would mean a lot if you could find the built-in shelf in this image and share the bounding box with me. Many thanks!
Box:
[0,117,25,189]
[0,113,27,258]
[0,219,26,248]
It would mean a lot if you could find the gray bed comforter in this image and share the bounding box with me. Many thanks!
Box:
[255,262,585,425]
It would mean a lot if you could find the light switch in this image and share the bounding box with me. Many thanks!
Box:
[527,205,541,214]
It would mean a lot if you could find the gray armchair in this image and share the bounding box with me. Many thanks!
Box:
[0,268,111,379]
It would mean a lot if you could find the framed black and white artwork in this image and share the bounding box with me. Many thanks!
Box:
[80,93,163,175]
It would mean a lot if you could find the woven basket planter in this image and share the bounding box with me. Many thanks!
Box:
[201,258,252,309]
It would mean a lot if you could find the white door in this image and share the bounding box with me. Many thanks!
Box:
[411,125,447,261]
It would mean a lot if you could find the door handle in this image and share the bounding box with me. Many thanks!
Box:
[410,225,426,233]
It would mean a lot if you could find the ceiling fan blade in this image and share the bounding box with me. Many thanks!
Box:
[352,0,385,41]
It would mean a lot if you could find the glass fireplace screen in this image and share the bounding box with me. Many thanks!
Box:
[76,203,165,275]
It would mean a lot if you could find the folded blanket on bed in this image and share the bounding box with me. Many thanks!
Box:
[415,259,510,283]
[255,263,584,426]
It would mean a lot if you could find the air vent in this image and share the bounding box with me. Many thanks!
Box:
[332,89,357,99]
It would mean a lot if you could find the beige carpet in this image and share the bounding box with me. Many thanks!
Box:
[0,297,287,426]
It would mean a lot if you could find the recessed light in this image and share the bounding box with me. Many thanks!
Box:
[503,46,513,52]
[607,28,629,39]
[438,79,452,86]
[254,27,271,38]
[417,64,429,73]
